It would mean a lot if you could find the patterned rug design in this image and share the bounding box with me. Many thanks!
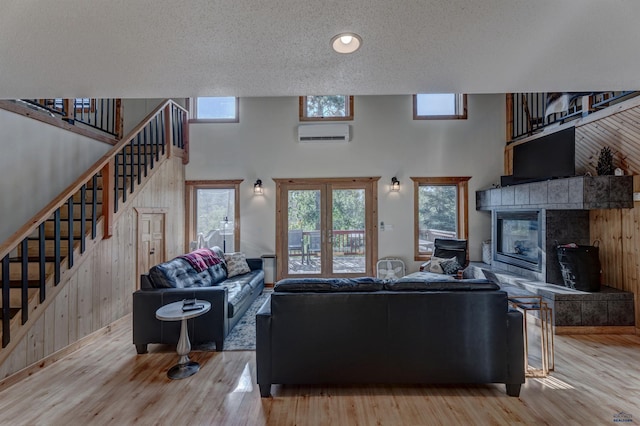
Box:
[194,289,271,351]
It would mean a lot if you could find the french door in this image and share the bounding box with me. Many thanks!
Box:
[275,177,379,280]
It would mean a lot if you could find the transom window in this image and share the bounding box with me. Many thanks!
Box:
[413,94,467,120]
[299,95,354,121]
[411,176,470,260]
[192,97,239,122]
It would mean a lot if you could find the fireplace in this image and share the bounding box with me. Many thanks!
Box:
[477,175,633,291]
[491,208,590,284]
[495,210,542,272]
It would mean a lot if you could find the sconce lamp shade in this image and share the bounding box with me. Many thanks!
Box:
[254,179,263,195]
[391,177,400,192]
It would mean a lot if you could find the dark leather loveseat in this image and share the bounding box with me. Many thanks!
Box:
[133,247,264,353]
[256,275,525,397]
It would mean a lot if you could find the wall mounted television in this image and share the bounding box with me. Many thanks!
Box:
[512,127,575,179]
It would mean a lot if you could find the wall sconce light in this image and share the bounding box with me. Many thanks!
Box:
[254,179,264,195]
[391,177,400,192]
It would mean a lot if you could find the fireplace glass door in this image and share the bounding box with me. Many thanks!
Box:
[495,211,542,271]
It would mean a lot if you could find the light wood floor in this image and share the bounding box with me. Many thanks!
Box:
[0,316,638,426]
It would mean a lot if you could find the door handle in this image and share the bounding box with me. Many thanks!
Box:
[150,248,155,255]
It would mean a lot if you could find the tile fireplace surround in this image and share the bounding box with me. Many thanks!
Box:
[475,175,635,330]
[476,175,633,284]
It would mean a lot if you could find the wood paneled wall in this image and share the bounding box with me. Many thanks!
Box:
[589,176,640,334]
[506,96,640,332]
[576,100,640,332]
[0,156,185,379]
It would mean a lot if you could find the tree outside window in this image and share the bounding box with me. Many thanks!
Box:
[411,177,470,260]
[299,95,354,121]
[186,180,242,252]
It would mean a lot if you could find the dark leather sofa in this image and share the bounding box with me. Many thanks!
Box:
[256,276,525,397]
[133,249,264,353]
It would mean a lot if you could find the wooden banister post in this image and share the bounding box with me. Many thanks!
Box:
[582,95,593,117]
[182,110,189,164]
[164,104,173,158]
[505,94,514,142]
[115,99,124,139]
[101,159,114,239]
[63,99,73,122]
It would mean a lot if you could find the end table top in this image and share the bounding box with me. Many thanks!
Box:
[156,300,211,321]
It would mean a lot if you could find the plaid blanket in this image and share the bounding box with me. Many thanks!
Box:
[180,248,223,272]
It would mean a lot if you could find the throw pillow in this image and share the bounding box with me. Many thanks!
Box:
[224,252,251,278]
[428,256,447,274]
[441,257,462,275]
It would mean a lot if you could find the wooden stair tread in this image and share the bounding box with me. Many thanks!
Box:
[0,288,39,308]
[8,256,57,263]
[0,308,20,320]
[5,280,41,288]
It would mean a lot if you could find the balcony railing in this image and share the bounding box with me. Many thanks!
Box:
[19,98,122,138]
[507,91,638,142]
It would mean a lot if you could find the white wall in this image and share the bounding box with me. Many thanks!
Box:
[186,95,505,273]
[0,108,111,243]
[122,98,188,137]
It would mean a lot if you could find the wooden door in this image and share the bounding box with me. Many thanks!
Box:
[136,208,168,288]
[274,177,379,280]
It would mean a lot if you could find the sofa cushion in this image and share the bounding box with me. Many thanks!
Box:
[149,258,213,288]
[385,277,499,291]
[225,282,254,318]
[274,277,384,293]
[224,269,265,291]
[208,262,228,285]
[224,252,251,278]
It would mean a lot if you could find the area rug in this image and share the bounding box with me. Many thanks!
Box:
[194,289,271,351]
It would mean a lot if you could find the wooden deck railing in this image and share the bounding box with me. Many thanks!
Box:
[0,99,188,349]
[299,230,366,257]
[507,91,639,142]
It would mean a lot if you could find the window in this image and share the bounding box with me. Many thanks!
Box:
[192,97,239,122]
[185,180,242,252]
[413,94,467,120]
[299,95,354,121]
[46,98,95,113]
[411,176,470,260]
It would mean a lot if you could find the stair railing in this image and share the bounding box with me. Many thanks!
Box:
[0,99,188,349]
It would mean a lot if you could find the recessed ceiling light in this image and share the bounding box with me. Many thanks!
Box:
[331,32,362,54]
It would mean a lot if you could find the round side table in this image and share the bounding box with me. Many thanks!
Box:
[155,300,211,379]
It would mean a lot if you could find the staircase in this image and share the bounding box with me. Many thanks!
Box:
[0,100,188,361]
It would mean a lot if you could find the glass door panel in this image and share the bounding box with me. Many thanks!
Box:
[331,189,366,274]
[287,189,322,275]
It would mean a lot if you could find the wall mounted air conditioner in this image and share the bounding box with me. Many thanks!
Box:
[297,123,350,142]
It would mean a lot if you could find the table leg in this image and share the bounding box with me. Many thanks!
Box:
[167,318,200,380]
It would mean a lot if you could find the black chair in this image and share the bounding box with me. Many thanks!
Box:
[288,229,305,263]
[433,238,468,267]
[305,231,321,263]
[420,238,468,273]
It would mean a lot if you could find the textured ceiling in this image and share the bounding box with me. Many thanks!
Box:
[1,0,639,98]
